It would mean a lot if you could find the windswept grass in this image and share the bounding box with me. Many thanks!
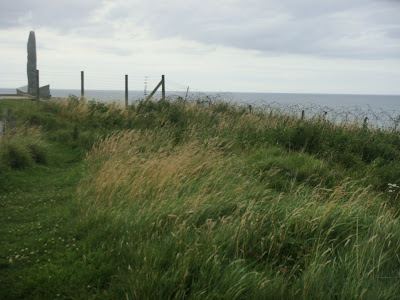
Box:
[76,129,400,299]
[1,97,400,298]
[0,126,49,191]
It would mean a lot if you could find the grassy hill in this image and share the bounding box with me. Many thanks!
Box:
[1,97,400,299]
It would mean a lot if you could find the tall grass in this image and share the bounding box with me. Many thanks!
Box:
[19,97,396,193]
[6,97,400,297]
[0,126,48,190]
[76,129,400,298]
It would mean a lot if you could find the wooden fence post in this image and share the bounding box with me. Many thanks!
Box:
[125,74,128,108]
[323,111,327,121]
[146,75,165,101]
[301,110,305,120]
[162,75,165,101]
[363,117,368,127]
[7,109,16,130]
[0,115,5,134]
[81,71,85,99]
[248,105,252,113]
[146,80,162,101]
[36,70,40,103]
[185,86,189,102]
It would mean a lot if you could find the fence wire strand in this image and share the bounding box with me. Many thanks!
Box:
[1,73,399,130]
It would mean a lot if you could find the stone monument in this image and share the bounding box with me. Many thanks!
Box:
[27,31,37,94]
[16,31,51,98]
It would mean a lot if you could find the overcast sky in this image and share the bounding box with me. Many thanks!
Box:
[1,0,400,94]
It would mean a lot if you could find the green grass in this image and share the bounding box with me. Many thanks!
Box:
[0,142,92,299]
[0,99,34,114]
[1,98,400,299]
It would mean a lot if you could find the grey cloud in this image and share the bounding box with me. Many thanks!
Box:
[1,0,400,59]
[0,0,102,31]
[102,47,133,57]
[386,28,400,39]
[104,0,400,59]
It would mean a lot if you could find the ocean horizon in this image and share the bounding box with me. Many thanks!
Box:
[1,88,399,128]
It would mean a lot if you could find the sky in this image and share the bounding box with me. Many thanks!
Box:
[0,0,400,95]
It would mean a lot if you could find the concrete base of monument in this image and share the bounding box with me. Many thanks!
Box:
[16,85,51,99]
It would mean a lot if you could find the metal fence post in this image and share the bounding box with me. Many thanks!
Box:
[81,71,85,99]
[125,74,128,108]
[162,75,165,101]
[36,70,40,103]
[185,86,189,102]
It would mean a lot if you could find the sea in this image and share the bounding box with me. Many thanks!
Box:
[1,88,399,128]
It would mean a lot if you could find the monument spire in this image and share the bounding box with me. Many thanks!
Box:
[27,31,37,95]
[17,31,50,98]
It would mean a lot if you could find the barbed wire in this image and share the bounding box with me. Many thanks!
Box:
[1,73,399,129]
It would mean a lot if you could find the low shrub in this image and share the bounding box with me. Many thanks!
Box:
[52,128,74,144]
[0,126,48,170]
[79,130,99,150]
[27,141,48,164]
[28,112,61,130]
[0,140,34,169]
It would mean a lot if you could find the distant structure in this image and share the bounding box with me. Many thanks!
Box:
[27,31,38,94]
[17,31,51,98]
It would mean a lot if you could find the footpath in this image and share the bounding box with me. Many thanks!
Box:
[0,142,87,299]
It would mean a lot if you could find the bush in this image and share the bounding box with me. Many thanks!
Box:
[27,141,48,164]
[0,126,49,170]
[86,101,124,128]
[371,160,400,191]
[28,112,61,130]
[0,141,34,169]
[52,128,74,144]
[79,130,99,150]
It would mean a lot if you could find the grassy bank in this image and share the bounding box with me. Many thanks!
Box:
[1,97,400,298]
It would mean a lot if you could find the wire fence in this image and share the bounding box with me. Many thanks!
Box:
[1,70,400,130]
[0,69,163,97]
[170,94,400,130]
[146,86,400,130]
[245,101,400,130]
